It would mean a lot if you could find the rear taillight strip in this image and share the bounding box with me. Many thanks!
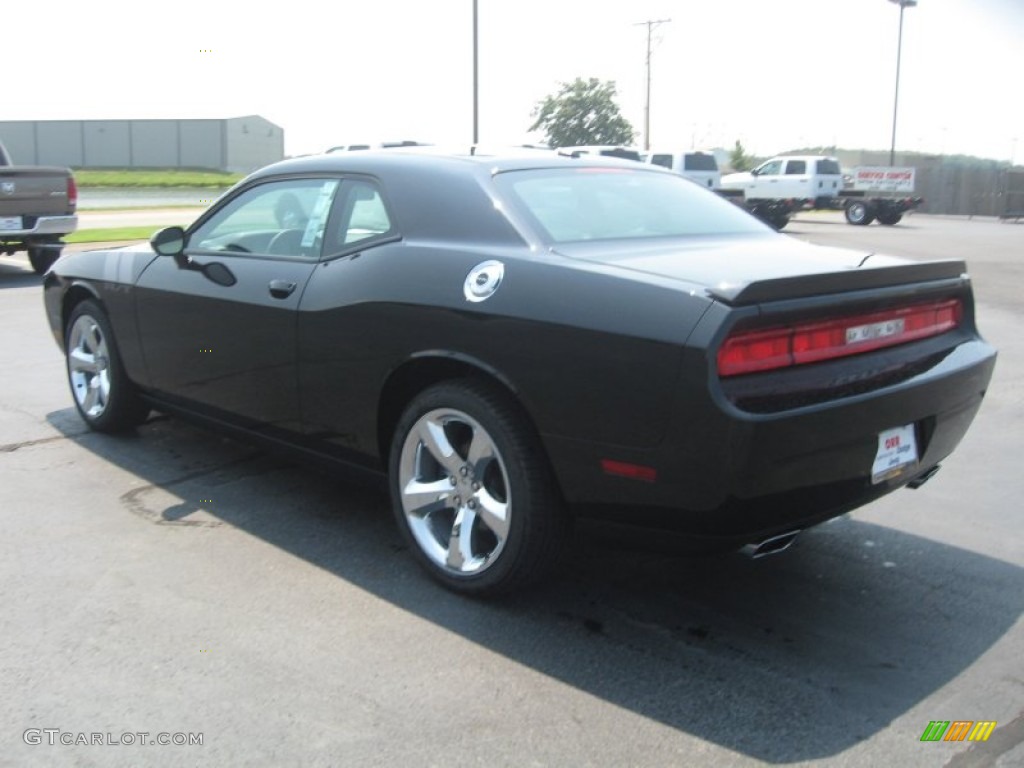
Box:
[717,299,963,377]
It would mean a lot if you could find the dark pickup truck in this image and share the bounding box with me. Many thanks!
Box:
[0,139,78,274]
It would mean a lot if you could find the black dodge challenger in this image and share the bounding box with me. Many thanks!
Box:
[43,151,996,595]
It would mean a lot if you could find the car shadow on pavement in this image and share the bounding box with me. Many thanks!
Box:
[48,409,1024,763]
[0,261,42,289]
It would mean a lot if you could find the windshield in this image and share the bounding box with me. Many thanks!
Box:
[494,168,767,243]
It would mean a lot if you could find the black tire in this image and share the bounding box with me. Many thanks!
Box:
[65,300,149,432]
[28,245,61,275]
[845,201,875,226]
[388,379,569,596]
[770,214,790,231]
[877,212,903,226]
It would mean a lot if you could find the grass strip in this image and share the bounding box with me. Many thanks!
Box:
[66,227,160,244]
[73,168,243,188]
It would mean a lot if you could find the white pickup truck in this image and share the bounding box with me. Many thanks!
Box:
[721,155,922,229]
[0,139,78,273]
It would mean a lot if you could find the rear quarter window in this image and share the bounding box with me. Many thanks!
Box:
[683,154,718,171]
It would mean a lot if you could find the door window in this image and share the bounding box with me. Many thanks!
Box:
[756,160,783,176]
[784,160,807,175]
[189,178,340,259]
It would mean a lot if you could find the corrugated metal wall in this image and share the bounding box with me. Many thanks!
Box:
[0,117,283,173]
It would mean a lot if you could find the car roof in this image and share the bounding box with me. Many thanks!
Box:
[248,149,655,181]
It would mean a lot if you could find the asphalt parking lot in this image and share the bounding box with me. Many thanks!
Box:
[1,212,1022,767]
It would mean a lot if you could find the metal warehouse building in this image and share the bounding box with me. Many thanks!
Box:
[0,116,283,173]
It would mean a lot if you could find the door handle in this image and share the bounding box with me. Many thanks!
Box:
[269,279,297,299]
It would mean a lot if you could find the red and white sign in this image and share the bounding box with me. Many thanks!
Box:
[852,167,916,194]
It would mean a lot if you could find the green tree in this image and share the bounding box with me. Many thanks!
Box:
[530,78,636,148]
[729,140,754,171]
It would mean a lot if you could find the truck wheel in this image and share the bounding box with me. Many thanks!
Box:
[770,214,790,231]
[845,201,875,226]
[28,245,61,274]
[389,379,569,596]
[877,212,903,226]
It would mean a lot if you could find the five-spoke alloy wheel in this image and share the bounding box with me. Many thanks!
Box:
[65,300,148,432]
[389,380,567,596]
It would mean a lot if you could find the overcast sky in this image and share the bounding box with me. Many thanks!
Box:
[5,0,1022,162]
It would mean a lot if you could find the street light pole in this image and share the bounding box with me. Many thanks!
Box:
[634,18,671,151]
[888,0,917,166]
[473,0,479,145]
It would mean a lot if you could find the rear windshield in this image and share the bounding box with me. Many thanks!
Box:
[816,159,841,175]
[683,154,717,171]
[494,168,766,243]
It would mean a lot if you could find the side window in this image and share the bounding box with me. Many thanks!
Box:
[784,160,807,175]
[326,180,395,253]
[189,178,339,259]
[650,154,673,169]
[757,160,783,176]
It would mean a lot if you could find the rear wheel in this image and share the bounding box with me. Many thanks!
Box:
[389,379,568,596]
[877,212,903,226]
[65,300,149,432]
[28,243,61,274]
[845,201,875,226]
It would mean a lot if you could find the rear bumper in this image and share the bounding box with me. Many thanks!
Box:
[543,336,996,545]
[0,214,78,241]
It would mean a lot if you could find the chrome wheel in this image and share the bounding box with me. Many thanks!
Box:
[398,407,511,576]
[67,314,112,419]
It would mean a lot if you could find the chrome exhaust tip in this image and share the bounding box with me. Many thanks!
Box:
[907,464,941,489]
[741,530,801,559]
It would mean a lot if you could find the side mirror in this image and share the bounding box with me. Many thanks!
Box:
[150,226,186,257]
[750,167,760,176]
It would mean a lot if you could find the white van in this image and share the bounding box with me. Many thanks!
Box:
[645,150,721,189]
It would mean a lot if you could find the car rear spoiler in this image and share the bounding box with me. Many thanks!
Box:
[708,259,968,306]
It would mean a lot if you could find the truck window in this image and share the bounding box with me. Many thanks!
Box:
[683,154,717,171]
[784,160,807,175]
[650,154,673,169]
[816,159,841,175]
[756,160,783,176]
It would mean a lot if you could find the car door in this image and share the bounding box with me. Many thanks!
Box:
[750,159,784,197]
[780,158,810,199]
[134,177,340,435]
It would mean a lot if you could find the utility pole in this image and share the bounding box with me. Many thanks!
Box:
[634,18,671,150]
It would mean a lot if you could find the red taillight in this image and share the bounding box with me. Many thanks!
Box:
[67,176,78,211]
[717,299,963,377]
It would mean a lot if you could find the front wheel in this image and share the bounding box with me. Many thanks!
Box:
[65,300,149,432]
[389,379,568,596]
[845,201,875,226]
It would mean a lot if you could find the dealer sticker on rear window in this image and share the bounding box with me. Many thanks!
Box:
[872,424,918,484]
